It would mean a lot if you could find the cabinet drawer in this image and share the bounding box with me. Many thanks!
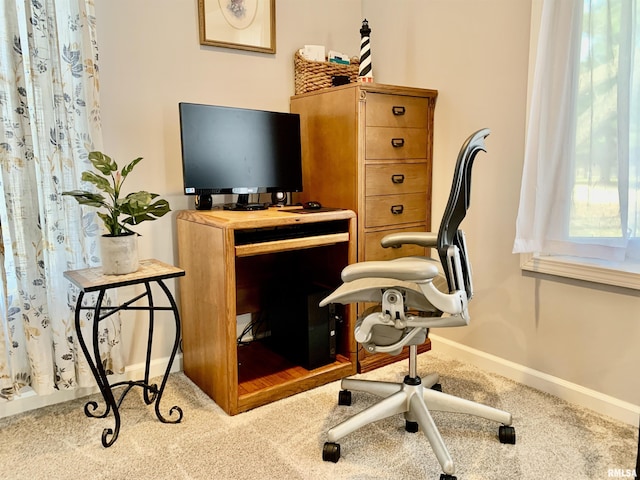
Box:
[366,127,427,160]
[366,163,428,196]
[365,193,427,228]
[364,228,427,261]
[365,93,429,128]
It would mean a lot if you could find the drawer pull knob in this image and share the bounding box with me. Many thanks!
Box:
[392,106,406,115]
[391,174,405,184]
[391,138,405,148]
[390,205,404,215]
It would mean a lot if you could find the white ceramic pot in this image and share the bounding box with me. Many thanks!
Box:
[99,234,139,275]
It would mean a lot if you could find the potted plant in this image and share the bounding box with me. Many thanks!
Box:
[63,151,171,275]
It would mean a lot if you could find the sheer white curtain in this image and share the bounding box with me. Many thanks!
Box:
[0,0,123,400]
[514,0,640,263]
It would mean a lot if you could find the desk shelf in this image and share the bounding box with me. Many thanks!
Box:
[177,208,357,415]
[237,342,354,411]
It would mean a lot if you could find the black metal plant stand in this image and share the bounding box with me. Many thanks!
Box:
[64,259,185,447]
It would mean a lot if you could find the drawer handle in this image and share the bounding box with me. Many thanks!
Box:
[391,174,405,184]
[392,106,406,115]
[390,244,402,249]
[391,138,405,148]
[390,205,404,215]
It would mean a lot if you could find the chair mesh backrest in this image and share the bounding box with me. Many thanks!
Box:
[437,128,490,297]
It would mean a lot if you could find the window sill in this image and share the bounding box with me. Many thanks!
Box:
[520,253,640,291]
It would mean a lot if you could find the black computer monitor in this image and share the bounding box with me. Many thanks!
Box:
[178,102,303,210]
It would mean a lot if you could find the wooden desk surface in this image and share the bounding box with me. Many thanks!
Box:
[63,258,185,292]
[176,206,355,230]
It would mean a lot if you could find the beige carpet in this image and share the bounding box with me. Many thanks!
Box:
[0,349,636,480]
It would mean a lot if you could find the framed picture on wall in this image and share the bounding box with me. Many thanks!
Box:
[198,0,276,54]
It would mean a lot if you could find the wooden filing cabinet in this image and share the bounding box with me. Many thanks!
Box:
[290,82,438,372]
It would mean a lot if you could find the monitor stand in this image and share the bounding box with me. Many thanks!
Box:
[223,194,268,211]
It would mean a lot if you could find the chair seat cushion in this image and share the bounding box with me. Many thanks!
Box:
[341,256,441,283]
[319,273,448,311]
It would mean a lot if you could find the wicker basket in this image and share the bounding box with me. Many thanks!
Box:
[294,50,360,95]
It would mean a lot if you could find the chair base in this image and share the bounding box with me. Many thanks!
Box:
[323,346,515,478]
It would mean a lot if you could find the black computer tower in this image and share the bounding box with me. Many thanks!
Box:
[266,283,337,370]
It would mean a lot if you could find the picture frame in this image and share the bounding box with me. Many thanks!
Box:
[198,0,276,54]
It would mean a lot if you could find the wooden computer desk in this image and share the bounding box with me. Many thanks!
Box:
[176,207,357,415]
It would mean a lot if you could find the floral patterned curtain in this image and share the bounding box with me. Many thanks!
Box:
[0,0,123,400]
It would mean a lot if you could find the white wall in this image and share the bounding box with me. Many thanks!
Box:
[93,0,362,367]
[362,0,640,421]
[91,0,640,422]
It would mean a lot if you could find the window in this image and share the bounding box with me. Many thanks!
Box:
[514,0,640,288]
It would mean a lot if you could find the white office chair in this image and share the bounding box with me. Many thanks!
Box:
[320,129,515,480]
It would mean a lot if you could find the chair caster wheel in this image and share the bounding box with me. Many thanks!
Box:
[322,442,340,462]
[431,383,442,392]
[405,420,419,433]
[338,390,352,406]
[499,425,516,444]
[439,474,457,480]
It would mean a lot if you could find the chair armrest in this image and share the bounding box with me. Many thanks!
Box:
[381,232,438,248]
[341,259,439,283]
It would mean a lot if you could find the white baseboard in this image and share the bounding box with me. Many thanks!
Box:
[429,335,640,426]
[1,354,183,420]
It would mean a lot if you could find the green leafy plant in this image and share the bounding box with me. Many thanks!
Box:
[63,151,171,236]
